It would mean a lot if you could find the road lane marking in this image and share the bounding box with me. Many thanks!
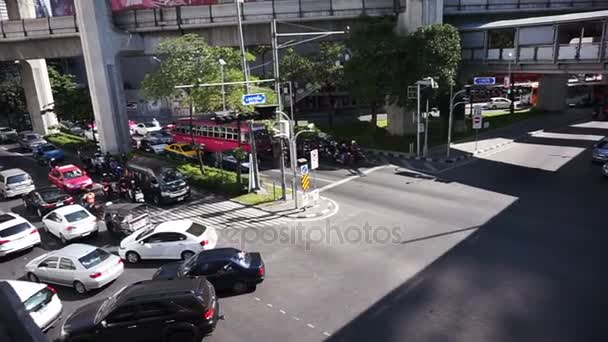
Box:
[319,165,390,192]
[264,169,335,183]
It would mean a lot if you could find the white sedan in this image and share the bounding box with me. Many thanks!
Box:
[135,121,162,136]
[24,244,124,294]
[1,279,63,331]
[119,219,218,263]
[0,212,40,257]
[42,205,98,244]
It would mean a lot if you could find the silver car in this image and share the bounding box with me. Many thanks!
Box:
[24,244,124,294]
[0,127,18,142]
[592,139,608,163]
[18,132,47,150]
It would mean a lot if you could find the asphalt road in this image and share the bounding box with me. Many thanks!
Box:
[1,114,606,342]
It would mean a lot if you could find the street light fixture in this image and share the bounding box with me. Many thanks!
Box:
[414,77,438,157]
[218,59,227,112]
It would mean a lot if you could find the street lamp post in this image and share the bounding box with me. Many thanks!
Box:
[235,0,249,94]
[218,59,227,112]
[270,19,347,201]
[415,77,438,157]
[446,87,468,159]
[508,51,514,114]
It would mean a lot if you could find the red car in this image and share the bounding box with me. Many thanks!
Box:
[48,164,93,193]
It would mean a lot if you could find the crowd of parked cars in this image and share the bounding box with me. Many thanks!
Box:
[0,124,266,341]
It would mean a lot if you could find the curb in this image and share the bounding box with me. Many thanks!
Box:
[287,199,335,219]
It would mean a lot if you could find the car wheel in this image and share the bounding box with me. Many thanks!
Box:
[60,234,68,245]
[233,281,248,293]
[27,272,39,283]
[181,250,195,260]
[126,251,140,264]
[73,281,87,294]
[153,195,161,206]
[491,105,497,110]
[37,208,43,218]
[0,191,5,201]
[23,200,28,210]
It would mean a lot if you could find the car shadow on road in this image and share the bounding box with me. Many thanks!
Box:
[326,119,608,342]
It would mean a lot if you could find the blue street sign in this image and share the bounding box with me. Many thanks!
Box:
[242,93,267,106]
[473,77,496,86]
[300,165,309,175]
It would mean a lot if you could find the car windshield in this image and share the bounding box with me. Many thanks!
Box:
[179,254,198,276]
[7,174,29,184]
[136,226,155,241]
[597,141,608,149]
[0,222,31,238]
[62,169,83,179]
[160,170,184,185]
[23,288,54,313]
[180,145,193,152]
[41,145,56,152]
[40,189,67,203]
[26,134,39,140]
[65,210,90,222]
[0,128,10,132]
[144,122,156,128]
[149,139,164,146]
[95,286,128,323]
[186,222,207,236]
[79,248,110,269]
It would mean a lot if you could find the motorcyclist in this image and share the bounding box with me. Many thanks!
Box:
[82,185,96,212]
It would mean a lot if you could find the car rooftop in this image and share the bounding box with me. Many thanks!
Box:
[33,186,61,192]
[51,243,97,258]
[155,220,194,233]
[51,204,88,216]
[198,247,242,259]
[0,280,46,302]
[119,278,203,302]
[0,168,28,176]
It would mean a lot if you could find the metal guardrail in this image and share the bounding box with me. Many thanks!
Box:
[0,15,78,39]
[113,0,403,31]
[445,0,608,13]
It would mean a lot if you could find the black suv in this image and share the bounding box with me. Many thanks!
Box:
[153,247,265,293]
[61,278,219,342]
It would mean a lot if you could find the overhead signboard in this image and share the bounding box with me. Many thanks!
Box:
[473,77,496,86]
[242,93,267,106]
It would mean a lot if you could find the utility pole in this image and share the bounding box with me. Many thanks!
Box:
[235,0,249,94]
[271,19,287,200]
[423,99,429,157]
[416,83,421,157]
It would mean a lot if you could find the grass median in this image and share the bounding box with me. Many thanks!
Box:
[133,151,284,205]
[45,132,95,151]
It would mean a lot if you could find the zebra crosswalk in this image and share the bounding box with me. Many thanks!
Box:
[147,196,291,230]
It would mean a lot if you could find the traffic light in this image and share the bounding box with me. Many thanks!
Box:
[254,105,278,119]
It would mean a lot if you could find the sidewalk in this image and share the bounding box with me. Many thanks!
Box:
[366,108,592,164]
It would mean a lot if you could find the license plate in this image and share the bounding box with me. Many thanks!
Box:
[177,196,185,201]
[56,202,64,207]
[81,231,91,237]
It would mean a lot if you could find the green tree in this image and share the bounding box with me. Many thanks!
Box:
[314,42,346,128]
[47,66,94,124]
[279,48,315,88]
[345,19,397,130]
[142,34,276,174]
[0,62,27,129]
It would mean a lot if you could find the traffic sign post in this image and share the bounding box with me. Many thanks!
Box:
[242,93,267,106]
[310,149,319,170]
[300,164,310,192]
[472,106,483,152]
[473,77,496,86]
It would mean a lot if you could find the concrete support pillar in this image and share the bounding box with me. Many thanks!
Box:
[387,0,442,136]
[20,60,58,134]
[537,74,568,112]
[397,0,443,34]
[6,0,58,134]
[74,0,135,153]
